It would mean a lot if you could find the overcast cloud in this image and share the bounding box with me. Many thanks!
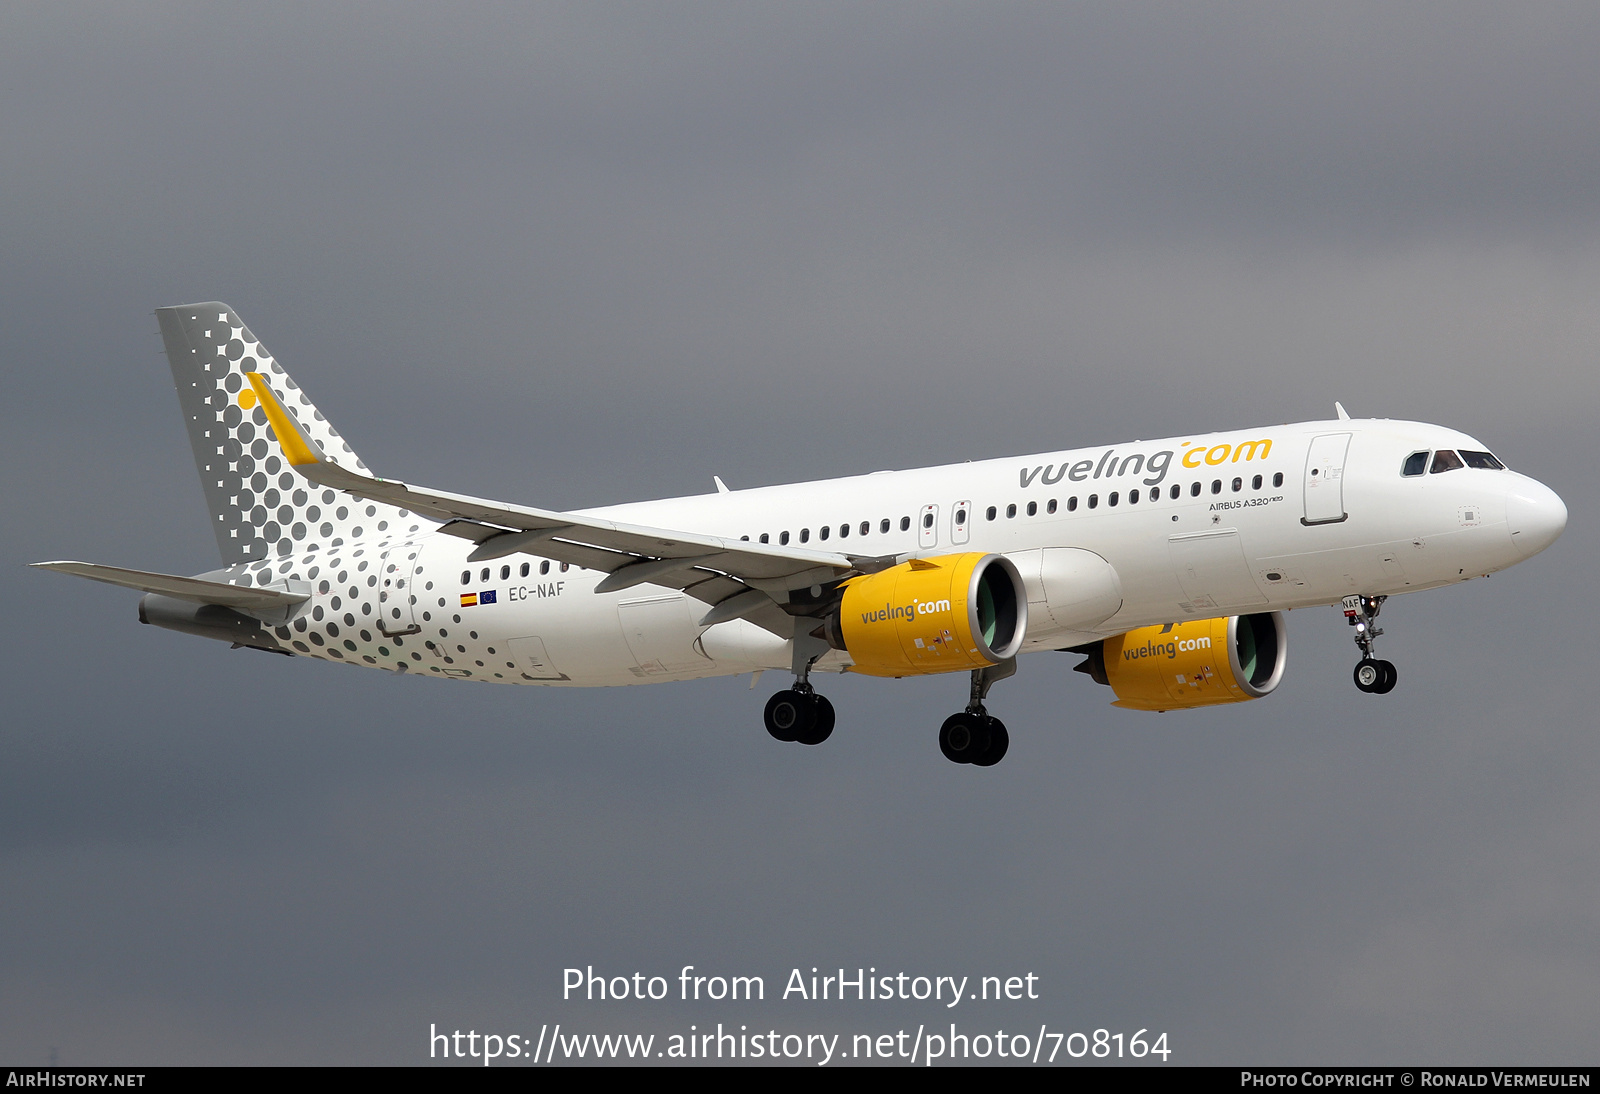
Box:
[1,2,1595,1065]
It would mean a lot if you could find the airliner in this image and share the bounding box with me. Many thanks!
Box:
[35,304,1567,766]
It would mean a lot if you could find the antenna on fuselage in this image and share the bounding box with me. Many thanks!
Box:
[1334,401,1351,420]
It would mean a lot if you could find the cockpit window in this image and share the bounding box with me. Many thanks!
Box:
[1430,449,1464,474]
[1459,449,1505,470]
[1402,451,1429,477]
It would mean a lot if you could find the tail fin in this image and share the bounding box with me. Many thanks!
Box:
[156,303,419,564]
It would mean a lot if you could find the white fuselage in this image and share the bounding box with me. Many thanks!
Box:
[213,417,1564,687]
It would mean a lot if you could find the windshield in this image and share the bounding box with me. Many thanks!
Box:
[1459,449,1506,470]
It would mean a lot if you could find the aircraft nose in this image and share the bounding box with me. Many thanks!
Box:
[1505,477,1567,558]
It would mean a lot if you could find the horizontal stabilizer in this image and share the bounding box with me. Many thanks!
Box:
[32,561,309,613]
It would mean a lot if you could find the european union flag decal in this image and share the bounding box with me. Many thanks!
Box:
[479,589,497,604]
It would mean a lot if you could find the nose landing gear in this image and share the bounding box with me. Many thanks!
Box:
[1344,595,1397,694]
[938,659,1015,766]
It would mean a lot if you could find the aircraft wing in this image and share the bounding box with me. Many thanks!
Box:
[246,374,881,632]
[31,561,309,612]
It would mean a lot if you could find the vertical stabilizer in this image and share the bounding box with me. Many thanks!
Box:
[156,303,421,564]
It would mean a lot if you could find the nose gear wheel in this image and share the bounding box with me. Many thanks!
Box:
[1344,595,1399,695]
[1353,658,1396,694]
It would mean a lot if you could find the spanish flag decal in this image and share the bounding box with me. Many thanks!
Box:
[460,593,478,607]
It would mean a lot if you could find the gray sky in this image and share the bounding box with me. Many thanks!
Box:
[2,2,1595,1065]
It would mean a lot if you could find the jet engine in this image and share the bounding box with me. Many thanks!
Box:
[827,553,1027,677]
[1074,612,1287,710]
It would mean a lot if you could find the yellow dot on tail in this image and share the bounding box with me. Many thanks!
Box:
[238,388,258,409]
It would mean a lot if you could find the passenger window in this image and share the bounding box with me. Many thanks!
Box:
[860,521,870,535]
[902,516,913,531]
[799,528,809,543]
[1127,489,1139,504]
[1232,477,1242,492]
[1430,450,1464,474]
[520,562,529,578]
[1252,475,1262,490]
[1046,499,1057,514]
[1211,481,1221,494]
[540,561,550,575]
[839,524,849,538]
[479,568,490,582]
[779,531,789,545]
[1088,494,1099,509]
[1006,504,1017,518]
[956,507,968,523]
[1402,451,1429,477]
[1067,497,1078,512]
[760,533,769,544]
[1190,482,1201,497]
[740,535,750,541]
[1026,501,1037,516]
[499,565,509,580]
[921,513,933,528]
[1460,450,1505,470]
[1170,484,1180,500]
[460,570,470,586]
[560,562,569,572]
[1108,491,1119,506]
[819,526,830,540]
[880,518,891,533]
[1273,472,1284,488]
[986,507,997,521]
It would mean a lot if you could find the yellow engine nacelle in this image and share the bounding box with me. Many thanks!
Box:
[1076,612,1287,711]
[831,553,1027,677]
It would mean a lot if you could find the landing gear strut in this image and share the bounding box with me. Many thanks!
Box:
[763,644,834,746]
[939,659,1014,766]
[1344,594,1397,695]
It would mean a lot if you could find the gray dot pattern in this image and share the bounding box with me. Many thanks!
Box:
[154,303,533,680]
[157,303,422,566]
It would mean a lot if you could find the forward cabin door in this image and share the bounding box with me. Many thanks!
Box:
[1303,433,1352,525]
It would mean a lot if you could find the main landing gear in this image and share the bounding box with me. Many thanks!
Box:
[938,660,1015,767]
[1344,594,1398,695]
[763,655,834,747]
[763,686,834,746]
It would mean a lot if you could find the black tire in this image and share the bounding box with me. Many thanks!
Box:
[938,712,990,765]
[796,694,835,745]
[971,717,1009,767]
[1373,660,1398,694]
[764,690,813,742]
[1353,659,1383,693]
